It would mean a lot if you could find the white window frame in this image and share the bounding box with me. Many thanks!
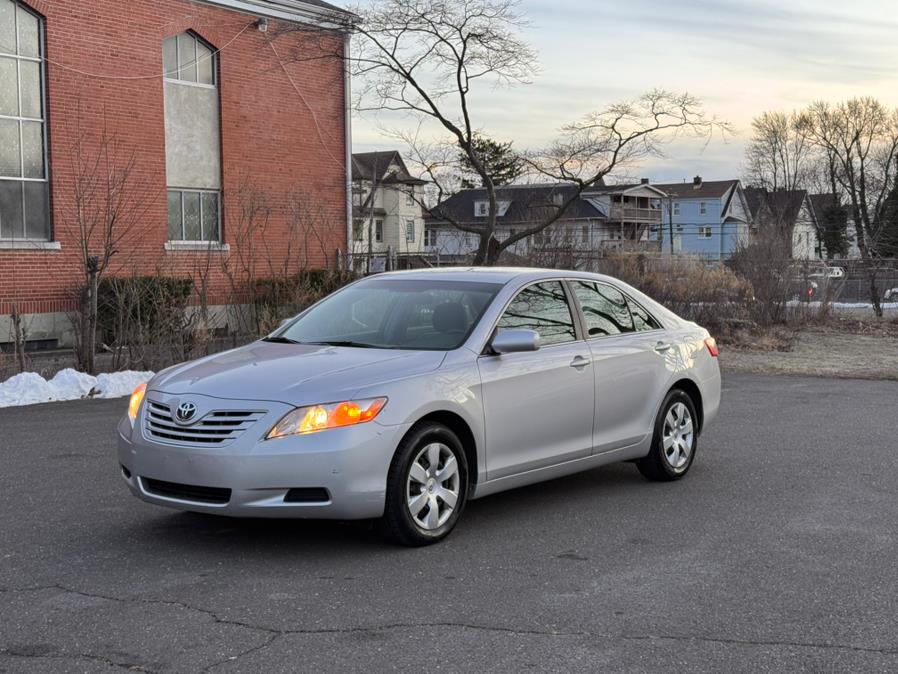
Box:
[424,227,438,247]
[406,218,416,242]
[474,201,488,217]
[0,0,50,242]
[163,32,217,88]
[698,225,713,239]
[374,219,383,243]
[167,188,221,242]
[699,202,707,215]
[406,189,415,206]
[673,202,680,216]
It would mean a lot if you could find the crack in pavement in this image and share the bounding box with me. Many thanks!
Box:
[0,646,154,672]
[3,583,898,670]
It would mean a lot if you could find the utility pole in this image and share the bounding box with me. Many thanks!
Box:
[667,194,675,254]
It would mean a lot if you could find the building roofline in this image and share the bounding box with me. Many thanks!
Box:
[200,0,355,27]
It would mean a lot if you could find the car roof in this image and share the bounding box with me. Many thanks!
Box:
[372,267,622,286]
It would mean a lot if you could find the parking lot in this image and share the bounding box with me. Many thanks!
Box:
[2,373,898,672]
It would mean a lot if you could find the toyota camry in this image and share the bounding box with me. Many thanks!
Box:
[118,268,721,546]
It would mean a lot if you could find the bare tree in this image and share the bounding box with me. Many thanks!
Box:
[796,98,898,316]
[743,111,814,195]
[218,178,272,340]
[345,0,724,265]
[66,117,156,373]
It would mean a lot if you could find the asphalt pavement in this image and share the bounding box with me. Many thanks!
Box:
[1,373,897,673]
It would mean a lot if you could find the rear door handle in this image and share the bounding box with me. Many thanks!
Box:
[570,355,591,369]
[654,342,672,353]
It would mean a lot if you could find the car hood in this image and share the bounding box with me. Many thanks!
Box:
[149,342,446,406]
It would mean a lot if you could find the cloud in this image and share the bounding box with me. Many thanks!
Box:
[352,0,898,177]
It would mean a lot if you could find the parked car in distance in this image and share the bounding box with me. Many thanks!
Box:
[118,268,721,546]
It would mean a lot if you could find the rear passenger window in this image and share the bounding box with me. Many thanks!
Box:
[628,298,661,331]
[572,282,634,337]
[498,281,576,346]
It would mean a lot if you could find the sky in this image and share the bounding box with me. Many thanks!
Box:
[351,0,898,183]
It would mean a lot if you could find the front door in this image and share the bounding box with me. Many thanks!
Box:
[477,281,595,480]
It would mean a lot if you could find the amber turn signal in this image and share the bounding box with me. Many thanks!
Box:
[267,398,388,439]
[128,383,147,423]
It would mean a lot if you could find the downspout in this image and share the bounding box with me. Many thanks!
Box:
[343,33,353,271]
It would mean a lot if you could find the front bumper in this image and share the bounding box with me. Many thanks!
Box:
[117,393,410,520]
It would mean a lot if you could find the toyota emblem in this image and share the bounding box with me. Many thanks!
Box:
[176,401,198,423]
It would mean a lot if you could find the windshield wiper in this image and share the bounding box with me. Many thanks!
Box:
[261,336,302,344]
[307,340,378,349]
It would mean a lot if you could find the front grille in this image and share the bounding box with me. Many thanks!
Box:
[144,400,266,446]
[142,477,231,504]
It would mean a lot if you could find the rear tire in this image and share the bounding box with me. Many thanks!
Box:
[637,390,698,482]
[378,422,469,546]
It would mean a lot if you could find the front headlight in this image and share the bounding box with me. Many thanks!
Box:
[128,383,147,426]
[266,398,387,439]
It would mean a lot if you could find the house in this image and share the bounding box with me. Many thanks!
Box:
[650,177,751,259]
[351,151,428,269]
[424,181,664,261]
[808,193,861,259]
[744,188,822,260]
[0,0,353,349]
[580,181,667,245]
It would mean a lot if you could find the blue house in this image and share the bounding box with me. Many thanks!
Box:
[652,178,751,259]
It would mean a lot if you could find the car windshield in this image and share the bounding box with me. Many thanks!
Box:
[274,278,503,350]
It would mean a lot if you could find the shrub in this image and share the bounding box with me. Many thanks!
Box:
[253,269,356,333]
[96,275,195,370]
[595,253,755,336]
[728,235,792,326]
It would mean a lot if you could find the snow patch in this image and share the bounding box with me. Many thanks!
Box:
[0,368,154,408]
[93,371,154,399]
[49,369,98,399]
[0,372,56,407]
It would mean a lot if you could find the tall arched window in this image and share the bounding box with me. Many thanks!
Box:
[0,0,49,241]
[162,31,222,244]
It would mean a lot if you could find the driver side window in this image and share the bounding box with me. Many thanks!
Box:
[497,281,576,346]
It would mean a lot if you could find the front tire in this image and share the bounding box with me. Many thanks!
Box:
[637,390,698,482]
[379,422,469,546]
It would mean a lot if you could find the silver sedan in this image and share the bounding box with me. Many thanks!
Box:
[118,268,721,546]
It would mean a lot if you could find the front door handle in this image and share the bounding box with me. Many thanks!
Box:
[570,355,591,369]
[654,342,672,353]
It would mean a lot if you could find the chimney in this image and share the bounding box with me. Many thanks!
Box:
[640,178,650,185]
[693,175,702,189]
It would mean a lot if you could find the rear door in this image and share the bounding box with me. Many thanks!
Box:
[568,280,672,453]
[477,280,595,480]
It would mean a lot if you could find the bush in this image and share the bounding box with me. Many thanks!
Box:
[595,253,755,336]
[253,269,357,334]
[96,275,195,370]
[728,235,792,326]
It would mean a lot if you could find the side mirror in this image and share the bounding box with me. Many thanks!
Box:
[490,329,541,354]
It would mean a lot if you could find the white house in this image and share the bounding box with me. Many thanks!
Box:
[745,188,822,260]
[351,151,428,268]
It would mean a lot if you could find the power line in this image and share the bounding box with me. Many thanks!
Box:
[264,35,347,171]
[43,22,254,81]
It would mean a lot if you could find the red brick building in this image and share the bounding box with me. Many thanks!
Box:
[0,0,351,347]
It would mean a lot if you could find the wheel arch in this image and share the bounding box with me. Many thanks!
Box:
[410,411,479,490]
[669,378,704,433]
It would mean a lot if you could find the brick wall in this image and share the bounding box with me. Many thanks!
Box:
[0,0,349,316]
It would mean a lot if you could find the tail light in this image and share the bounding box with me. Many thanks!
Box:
[704,337,719,358]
